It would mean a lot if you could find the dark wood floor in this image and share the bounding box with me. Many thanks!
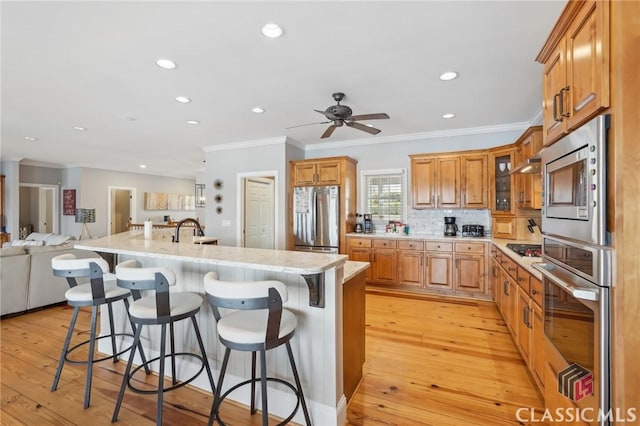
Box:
[1,292,542,425]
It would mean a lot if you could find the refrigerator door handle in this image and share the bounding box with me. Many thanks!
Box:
[311,188,317,243]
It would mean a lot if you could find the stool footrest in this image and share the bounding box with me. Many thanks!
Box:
[127,352,207,394]
[64,333,135,365]
[215,377,302,426]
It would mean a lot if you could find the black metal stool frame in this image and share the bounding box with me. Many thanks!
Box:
[207,287,312,426]
[51,261,149,409]
[112,271,216,426]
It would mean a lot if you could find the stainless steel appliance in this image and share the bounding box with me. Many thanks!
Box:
[444,216,457,236]
[533,235,611,425]
[293,185,339,253]
[541,114,610,246]
[461,224,484,237]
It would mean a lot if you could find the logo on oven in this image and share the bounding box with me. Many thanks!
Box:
[558,363,593,402]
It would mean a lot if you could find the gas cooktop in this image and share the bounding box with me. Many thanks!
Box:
[506,244,542,257]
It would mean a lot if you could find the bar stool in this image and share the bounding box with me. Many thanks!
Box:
[204,271,312,426]
[112,259,215,426]
[51,253,146,409]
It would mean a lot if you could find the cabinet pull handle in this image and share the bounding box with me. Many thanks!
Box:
[523,306,529,327]
[531,289,538,295]
[560,86,570,118]
[518,276,524,282]
[553,92,562,122]
[504,281,509,296]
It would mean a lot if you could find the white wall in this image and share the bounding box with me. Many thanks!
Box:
[204,138,305,248]
[0,161,20,238]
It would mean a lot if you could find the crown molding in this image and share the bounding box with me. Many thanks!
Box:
[528,108,543,126]
[202,136,293,152]
[304,121,530,151]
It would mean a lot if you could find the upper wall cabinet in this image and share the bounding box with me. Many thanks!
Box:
[292,160,341,186]
[410,152,487,210]
[538,0,610,146]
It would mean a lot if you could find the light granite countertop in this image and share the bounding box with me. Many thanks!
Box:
[343,261,369,283]
[491,238,543,280]
[75,231,348,275]
[346,232,491,242]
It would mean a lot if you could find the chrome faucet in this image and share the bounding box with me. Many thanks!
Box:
[172,218,204,243]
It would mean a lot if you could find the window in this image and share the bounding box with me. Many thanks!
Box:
[360,169,407,229]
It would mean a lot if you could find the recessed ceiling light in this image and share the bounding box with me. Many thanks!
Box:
[442,113,456,119]
[439,71,459,81]
[261,23,284,38]
[139,164,147,169]
[156,58,176,69]
[251,107,265,114]
[186,120,200,125]
[24,136,38,141]
[72,126,87,131]
[175,96,191,103]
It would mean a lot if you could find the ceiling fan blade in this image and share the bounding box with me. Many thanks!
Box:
[321,125,338,139]
[349,113,390,121]
[286,121,331,129]
[346,121,381,135]
[314,109,340,121]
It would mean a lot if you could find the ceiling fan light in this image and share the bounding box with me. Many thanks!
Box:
[261,23,284,38]
[439,71,459,81]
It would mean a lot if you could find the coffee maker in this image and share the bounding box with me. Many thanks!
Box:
[444,216,458,236]
[363,214,373,233]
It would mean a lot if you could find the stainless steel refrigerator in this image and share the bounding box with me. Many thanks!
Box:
[293,185,339,253]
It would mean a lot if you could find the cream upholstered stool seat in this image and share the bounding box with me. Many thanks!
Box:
[111,259,215,426]
[204,271,312,426]
[51,253,146,409]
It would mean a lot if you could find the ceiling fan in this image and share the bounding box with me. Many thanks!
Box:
[288,92,390,139]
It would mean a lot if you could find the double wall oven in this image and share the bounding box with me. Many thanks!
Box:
[533,114,611,424]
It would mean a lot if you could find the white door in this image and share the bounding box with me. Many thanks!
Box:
[244,178,274,249]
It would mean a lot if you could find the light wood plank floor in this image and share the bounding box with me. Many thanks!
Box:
[1,292,543,425]
[347,290,544,425]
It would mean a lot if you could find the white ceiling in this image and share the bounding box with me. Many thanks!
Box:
[1,1,565,179]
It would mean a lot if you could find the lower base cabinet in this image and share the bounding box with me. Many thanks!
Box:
[346,236,488,299]
[343,269,366,402]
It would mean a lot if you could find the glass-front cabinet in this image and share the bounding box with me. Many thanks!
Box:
[490,148,515,216]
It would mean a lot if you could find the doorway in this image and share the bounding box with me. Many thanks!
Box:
[107,186,136,235]
[237,171,277,249]
[19,184,59,236]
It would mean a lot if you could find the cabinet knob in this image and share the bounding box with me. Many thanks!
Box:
[437,245,441,248]
[532,289,538,295]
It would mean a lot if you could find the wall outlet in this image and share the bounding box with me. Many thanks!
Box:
[222,220,231,227]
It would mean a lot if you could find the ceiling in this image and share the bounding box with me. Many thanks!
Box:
[1,1,565,179]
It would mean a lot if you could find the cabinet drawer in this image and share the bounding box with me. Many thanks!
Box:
[348,238,371,248]
[398,240,424,251]
[516,266,530,292]
[425,241,453,252]
[500,254,518,281]
[455,242,485,254]
[530,276,543,307]
[372,239,397,249]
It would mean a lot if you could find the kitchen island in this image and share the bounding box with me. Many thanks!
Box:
[75,231,351,425]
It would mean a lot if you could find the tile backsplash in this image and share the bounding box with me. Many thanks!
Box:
[405,208,492,236]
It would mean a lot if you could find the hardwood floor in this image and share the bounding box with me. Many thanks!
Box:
[1,292,543,425]
[346,290,544,425]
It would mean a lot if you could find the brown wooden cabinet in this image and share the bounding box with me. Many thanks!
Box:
[514,127,543,211]
[453,242,486,294]
[347,237,373,282]
[489,148,516,216]
[516,284,532,366]
[425,252,453,290]
[461,154,489,209]
[538,0,610,146]
[397,240,425,287]
[410,155,460,209]
[371,239,397,285]
[292,160,341,186]
[289,156,357,253]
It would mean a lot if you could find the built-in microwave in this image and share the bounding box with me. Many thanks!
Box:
[541,114,610,246]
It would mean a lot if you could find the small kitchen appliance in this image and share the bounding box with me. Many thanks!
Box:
[363,214,373,233]
[461,225,484,237]
[444,217,457,236]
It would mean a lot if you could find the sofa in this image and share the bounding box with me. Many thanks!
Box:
[1,233,100,316]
